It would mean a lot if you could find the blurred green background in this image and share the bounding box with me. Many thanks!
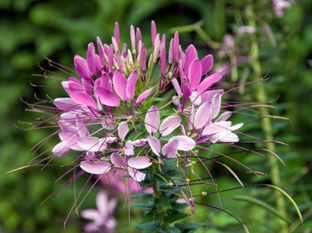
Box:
[1,0,311,232]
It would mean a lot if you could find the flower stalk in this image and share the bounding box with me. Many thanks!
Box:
[246,3,288,233]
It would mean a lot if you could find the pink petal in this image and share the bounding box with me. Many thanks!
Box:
[180,61,191,99]
[61,81,69,94]
[135,88,153,107]
[68,82,97,109]
[153,34,160,58]
[194,102,212,129]
[96,87,120,107]
[201,54,214,75]
[159,116,181,136]
[201,89,224,102]
[111,153,124,166]
[74,55,90,80]
[77,121,90,138]
[84,223,101,232]
[132,139,147,147]
[184,44,198,74]
[96,191,109,216]
[59,131,82,150]
[209,130,239,143]
[122,43,127,56]
[105,137,118,143]
[202,122,231,136]
[95,55,102,73]
[151,20,157,46]
[52,141,70,156]
[122,43,127,57]
[147,136,161,156]
[126,70,138,101]
[211,94,222,119]
[106,198,117,215]
[162,140,179,158]
[173,32,179,62]
[108,45,114,73]
[128,168,146,182]
[188,59,202,92]
[136,27,142,47]
[114,22,120,46]
[216,111,232,122]
[190,91,202,105]
[141,45,146,71]
[118,121,129,141]
[130,25,136,50]
[125,141,134,156]
[168,38,174,64]
[94,74,111,92]
[169,136,196,151]
[81,209,101,222]
[128,156,152,169]
[70,91,97,109]
[197,72,223,96]
[171,78,181,95]
[113,70,127,101]
[160,41,166,75]
[82,78,92,95]
[87,42,96,75]
[78,137,107,152]
[96,37,105,66]
[218,132,239,143]
[80,161,111,175]
[145,105,160,134]
[99,73,112,90]
[230,123,243,131]
[54,98,79,111]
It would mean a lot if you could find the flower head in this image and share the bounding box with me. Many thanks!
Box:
[48,21,244,187]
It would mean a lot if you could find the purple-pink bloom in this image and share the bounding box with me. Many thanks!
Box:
[81,191,117,233]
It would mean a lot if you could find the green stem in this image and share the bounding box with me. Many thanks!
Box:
[245,4,289,233]
[170,20,221,49]
[151,167,160,199]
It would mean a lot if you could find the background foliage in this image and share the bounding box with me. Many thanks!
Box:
[0,0,311,232]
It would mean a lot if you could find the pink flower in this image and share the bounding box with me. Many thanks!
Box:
[81,191,117,233]
[273,0,293,17]
[110,153,152,182]
[100,171,153,194]
[48,21,244,189]
[144,105,195,158]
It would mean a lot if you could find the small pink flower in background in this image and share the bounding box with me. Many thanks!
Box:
[100,171,153,194]
[237,26,256,36]
[273,0,294,17]
[81,191,117,233]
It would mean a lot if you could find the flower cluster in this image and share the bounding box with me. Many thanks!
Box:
[52,21,243,185]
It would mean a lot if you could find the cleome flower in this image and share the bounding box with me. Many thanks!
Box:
[81,190,117,233]
[48,21,243,187]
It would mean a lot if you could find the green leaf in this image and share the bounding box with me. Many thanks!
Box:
[165,213,188,223]
[233,195,290,223]
[158,195,172,209]
[141,210,164,223]
[175,222,199,233]
[137,221,161,232]
[217,162,244,187]
[263,184,303,224]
